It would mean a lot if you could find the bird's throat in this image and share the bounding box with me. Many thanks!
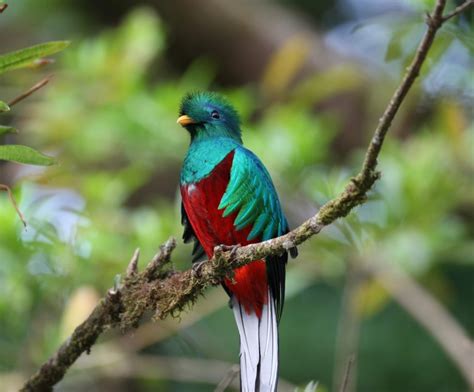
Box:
[180,137,239,184]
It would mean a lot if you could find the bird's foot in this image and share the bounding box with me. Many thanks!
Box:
[216,244,240,262]
[191,259,208,278]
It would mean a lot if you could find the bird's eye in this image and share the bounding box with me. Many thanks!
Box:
[211,110,220,119]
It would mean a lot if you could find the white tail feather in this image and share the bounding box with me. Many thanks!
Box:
[232,292,279,392]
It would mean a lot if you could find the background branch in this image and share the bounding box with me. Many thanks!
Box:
[20,0,473,390]
[365,259,474,388]
[333,263,365,392]
[0,184,26,226]
[67,355,295,392]
[7,76,50,107]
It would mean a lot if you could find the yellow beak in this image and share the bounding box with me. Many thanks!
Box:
[177,115,196,126]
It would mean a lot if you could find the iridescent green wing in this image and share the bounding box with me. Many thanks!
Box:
[218,146,289,241]
[218,146,297,319]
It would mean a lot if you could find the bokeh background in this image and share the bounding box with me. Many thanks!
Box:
[0,0,473,391]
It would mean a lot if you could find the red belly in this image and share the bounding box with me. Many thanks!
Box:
[181,151,268,317]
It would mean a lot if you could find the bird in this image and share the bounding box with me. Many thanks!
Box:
[178,91,297,392]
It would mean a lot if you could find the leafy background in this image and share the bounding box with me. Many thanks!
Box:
[0,0,472,391]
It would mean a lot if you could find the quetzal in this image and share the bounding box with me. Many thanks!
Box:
[178,92,297,392]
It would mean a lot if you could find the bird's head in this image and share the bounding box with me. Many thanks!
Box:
[177,91,242,143]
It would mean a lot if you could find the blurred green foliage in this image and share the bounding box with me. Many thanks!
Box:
[0,3,472,392]
[0,41,68,166]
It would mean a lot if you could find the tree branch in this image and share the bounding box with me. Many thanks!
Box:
[20,0,471,390]
[20,240,176,392]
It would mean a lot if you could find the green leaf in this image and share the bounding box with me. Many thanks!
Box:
[385,34,404,62]
[0,145,56,166]
[0,125,17,135]
[0,41,70,74]
[0,101,10,112]
[384,23,415,63]
[442,24,474,53]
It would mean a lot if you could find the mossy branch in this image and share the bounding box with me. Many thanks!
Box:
[20,0,473,390]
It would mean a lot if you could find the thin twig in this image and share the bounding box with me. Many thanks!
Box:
[333,263,364,392]
[0,184,26,226]
[0,3,7,13]
[143,240,175,280]
[442,0,473,22]
[8,77,50,107]
[339,355,355,392]
[215,364,240,392]
[359,0,448,181]
[126,248,140,277]
[20,1,473,390]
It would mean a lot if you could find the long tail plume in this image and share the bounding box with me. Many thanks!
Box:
[232,292,278,392]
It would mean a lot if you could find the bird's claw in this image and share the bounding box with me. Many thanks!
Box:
[217,244,240,261]
[192,260,208,278]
